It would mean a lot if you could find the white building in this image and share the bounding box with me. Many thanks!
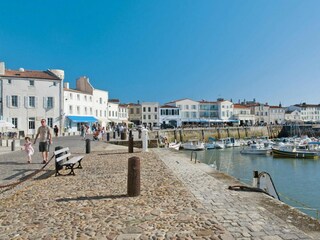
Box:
[0,62,64,136]
[288,103,320,123]
[141,102,160,128]
[167,98,199,125]
[232,104,255,126]
[269,105,285,124]
[217,99,234,121]
[64,76,109,132]
[285,109,302,123]
[159,105,181,127]
[107,100,120,124]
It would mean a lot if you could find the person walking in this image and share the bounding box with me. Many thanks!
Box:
[34,119,52,164]
[22,137,34,164]
[54,125,59,137]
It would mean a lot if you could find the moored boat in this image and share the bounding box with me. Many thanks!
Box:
[240,144,271,155]
[168,142,181,150]
[181,139,205,151]
[272,145,319,159]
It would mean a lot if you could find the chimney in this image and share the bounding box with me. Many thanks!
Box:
[64,82,69,89]
[0,62,5,75]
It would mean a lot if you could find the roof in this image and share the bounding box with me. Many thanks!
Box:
[233,104,250,109]
[1,69,61,80]
[294,103,320,108]
[160,105,179,109]
[198,100,217,104]
[64,88,88,94]
[269,106,283,109]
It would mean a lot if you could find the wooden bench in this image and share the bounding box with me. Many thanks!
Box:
[54,147,84,176]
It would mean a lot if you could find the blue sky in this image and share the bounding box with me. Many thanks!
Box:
[1,0,320,106]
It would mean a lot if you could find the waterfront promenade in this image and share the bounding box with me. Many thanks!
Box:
[0,136,319,239]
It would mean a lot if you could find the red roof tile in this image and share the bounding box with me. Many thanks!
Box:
[1,70,61,80]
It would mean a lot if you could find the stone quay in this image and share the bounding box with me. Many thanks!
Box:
[0,136,319,239]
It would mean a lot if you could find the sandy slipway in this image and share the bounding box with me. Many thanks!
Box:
[0,140,320,240]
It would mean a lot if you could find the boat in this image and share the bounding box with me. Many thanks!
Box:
[222,137,241,148]
[181,139,205,151]
[168,142,181,150]
[240,144,271,155]
[272,145,319,159]
[205,137,216,149]
[214,140,225,149]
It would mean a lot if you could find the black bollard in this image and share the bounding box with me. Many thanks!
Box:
[128,136,134,153]
[11,140,15,151]
[113,131,116,139]
[127,156,140,197]
[85,139,91,154]
[106,132,110,141]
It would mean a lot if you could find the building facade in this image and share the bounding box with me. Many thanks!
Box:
[159,105,181,127]
[232,104,255,126]
[141,102,159,128]
[0,62,64,135]
[127,103,142,126]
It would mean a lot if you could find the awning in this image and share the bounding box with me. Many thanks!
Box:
[67,116,98,123]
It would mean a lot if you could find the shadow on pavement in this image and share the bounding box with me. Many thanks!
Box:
[55,194,128,202]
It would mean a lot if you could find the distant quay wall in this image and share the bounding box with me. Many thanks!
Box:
[149,126,283,142]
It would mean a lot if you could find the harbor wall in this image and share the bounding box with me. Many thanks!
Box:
[149,126,283,142]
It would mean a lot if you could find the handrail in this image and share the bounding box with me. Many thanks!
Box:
[190,151,197,163]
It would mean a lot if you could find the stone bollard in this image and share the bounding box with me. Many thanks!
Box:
[253,171,259,188]
[127,156,140,197]
[141,128,149,152]
[128,136,134,153]
[106,132,110,141]
[11,139,15,151]
[85,139,91,154]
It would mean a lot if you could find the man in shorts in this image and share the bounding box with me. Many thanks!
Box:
[34,119,52,164]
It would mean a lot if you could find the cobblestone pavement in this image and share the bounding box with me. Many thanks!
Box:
[0,138,232,239]
[1,137,320,239]
[153,148,320,240]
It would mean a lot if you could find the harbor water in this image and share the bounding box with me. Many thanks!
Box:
[181,148,320,219]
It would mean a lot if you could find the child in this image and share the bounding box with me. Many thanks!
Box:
[22,137,34,163]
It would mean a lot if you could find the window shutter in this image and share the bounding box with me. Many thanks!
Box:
[43,97,47,109]
[18,96,21,108]
[52,97,55,108]
[35,97,38,108]
[7,96,11,108]
[25,97,29,108]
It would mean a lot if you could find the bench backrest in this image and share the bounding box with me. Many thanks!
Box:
[54,147,71,163]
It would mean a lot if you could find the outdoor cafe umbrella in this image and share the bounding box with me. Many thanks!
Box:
[0,120,15,132]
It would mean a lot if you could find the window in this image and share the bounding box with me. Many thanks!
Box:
[47,97,53,108]
[12,118,18,128]
[90,96,92,102]
[155,107,158,112]
[29,80,34,86]
[29,96,35,107]
[84,95,87,101]
[53,82,57,86]
[77,106,80,114]
[47,118,53,128]
[90,108,92,115]
[69,106,73,114]
[148,107,151,112]
[96,110,98,116]
[148,115,151,119]
[70,93,73,100]
[85,107,87,114]
[100,110,102,117]
[143,115,146,120]
[100,98,102,104]
[136,108,140,114]
[28,118,35,130]
[130,108,134,114]
[77,94,80,100]
[143,107,146,112]
[155,115,157,119]
[11,95,18,107]
[8,79,11,84]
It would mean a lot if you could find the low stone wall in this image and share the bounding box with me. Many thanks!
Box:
[148,126,283,142]
[108,139,158,148]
